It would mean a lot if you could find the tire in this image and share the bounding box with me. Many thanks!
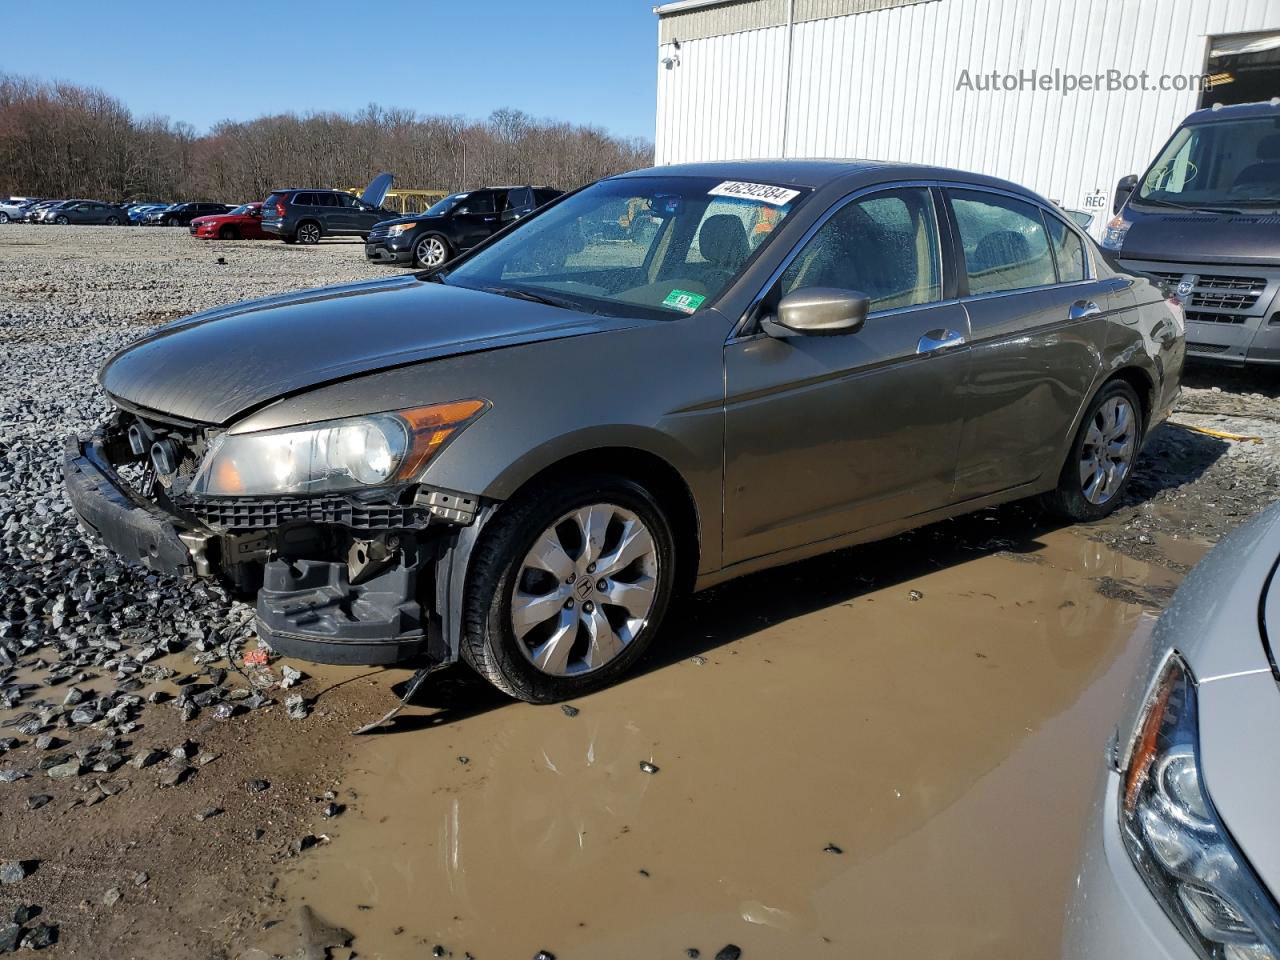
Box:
[55,215,69,225]
[462,474,678,703]
[0,212,9,224]
[165,217,178,227]
[105,216,120,226]
[412,234,451,269]
[220,226,240,240]
[295,221,322,245]
[1044,379,1144,522]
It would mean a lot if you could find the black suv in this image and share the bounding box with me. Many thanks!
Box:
[144,203,232,226]
[261,173,397,244]
[364,186,562,268]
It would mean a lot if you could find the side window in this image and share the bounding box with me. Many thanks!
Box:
[504,188,533,211]
[534,190,560,206]
[293,193,313,206]
[949,190,1057,295]
[316,193,340,207]
[780,186,942,311]
[1045,215,1087,283]
[461,192,496,215]
[335,193,357,208]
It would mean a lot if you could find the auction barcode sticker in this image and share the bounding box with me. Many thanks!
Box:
[708,181,801,206]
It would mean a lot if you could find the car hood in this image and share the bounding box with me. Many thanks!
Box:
[377,213,444,229]
[99,276,632,424]
[1121,207,1280,267]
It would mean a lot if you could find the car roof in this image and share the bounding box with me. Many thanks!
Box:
[610,158,1047,202]
[1184,99,1280,125]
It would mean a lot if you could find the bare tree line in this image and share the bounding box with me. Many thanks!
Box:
[0,73,654,204]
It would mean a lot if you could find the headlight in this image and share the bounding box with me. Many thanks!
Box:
[387,223,415,237]
[1102,215,1131,251]
[1120,653,1280,959]
[189,399,487,496]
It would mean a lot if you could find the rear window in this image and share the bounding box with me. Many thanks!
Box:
[263,192,286,209]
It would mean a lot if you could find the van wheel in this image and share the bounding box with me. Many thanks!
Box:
[1044,379,1143,522]
[296,221,322,245]
[462,475,677,703]
[413,235,451,268]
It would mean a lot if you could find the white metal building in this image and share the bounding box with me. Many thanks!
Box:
[653,0,1280,235]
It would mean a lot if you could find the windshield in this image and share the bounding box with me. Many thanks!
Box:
[227,204,250,216]
[441,176,808,319]
[425,193,467,216]
[1138,117,1280,211]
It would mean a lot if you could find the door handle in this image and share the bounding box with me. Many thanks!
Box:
[1069,299,1102,321]
[916,329,966,354]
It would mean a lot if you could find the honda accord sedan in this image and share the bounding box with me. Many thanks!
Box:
[1064,502,1280,960]
[63,160,1185,702]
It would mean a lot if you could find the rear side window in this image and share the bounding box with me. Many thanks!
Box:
[1045,216,1086,283]
[949,190,1056,295]
[503,188,533,211]
[780,186,942,311]
[293,193,315,206]
[315,193,340,207]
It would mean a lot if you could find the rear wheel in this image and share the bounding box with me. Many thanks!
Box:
[295,221,322,245]
[1044,379,1143,522]
[462,475,677,703]
[220,225,240,240]
[413,235,450,269]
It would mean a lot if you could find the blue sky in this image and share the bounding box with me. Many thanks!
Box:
[4,0,660,140]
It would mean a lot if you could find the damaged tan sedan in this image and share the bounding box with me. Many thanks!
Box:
[63,160,1185,702]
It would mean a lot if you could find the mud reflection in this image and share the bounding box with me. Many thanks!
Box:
[276,512,1202,959]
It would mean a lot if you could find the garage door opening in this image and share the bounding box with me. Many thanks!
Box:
[1202,30,1280,107]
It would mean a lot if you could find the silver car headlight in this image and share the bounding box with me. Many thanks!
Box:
[189,400,486,497]
[1120,653,1280,960]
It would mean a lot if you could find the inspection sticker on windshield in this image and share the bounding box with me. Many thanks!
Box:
[708,181,801,206]
[663,289,706,313]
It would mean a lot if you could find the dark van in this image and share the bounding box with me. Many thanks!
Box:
[1103,99,1280,367]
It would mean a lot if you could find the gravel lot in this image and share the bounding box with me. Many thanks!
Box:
[0,224,1276,958]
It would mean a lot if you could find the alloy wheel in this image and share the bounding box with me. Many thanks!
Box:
[1079,395,1136,505]
[0,212,8,223]
[55,216,68,225]
[416,236,447,267]
[298,223,321,244]
[510,503,660,677]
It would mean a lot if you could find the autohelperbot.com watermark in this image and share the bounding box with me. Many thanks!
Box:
[956,68,1209,95]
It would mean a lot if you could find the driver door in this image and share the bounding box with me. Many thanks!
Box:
[453,191,499,249]
[723,185,971,565]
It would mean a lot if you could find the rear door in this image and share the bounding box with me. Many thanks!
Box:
[452,190,499,249]
[944,186,1131,499]
[723,183,972,564]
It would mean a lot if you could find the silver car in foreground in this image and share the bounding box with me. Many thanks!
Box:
[1064,503,1280,960]
[64,160,1184,703]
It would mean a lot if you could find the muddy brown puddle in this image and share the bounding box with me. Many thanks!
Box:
[274,515,1204,959]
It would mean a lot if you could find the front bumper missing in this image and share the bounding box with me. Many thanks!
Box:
[62,433,478,668]
[63,436,207,577]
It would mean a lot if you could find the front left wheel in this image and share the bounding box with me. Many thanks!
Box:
[462,475,677,703]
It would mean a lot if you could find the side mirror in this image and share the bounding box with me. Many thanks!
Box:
[1113,174,1138,215]
[763,287,870,338]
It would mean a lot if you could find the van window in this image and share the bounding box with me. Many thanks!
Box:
[1139,117,1280,209]
[949,190,1057,295]
[781,187,942,311]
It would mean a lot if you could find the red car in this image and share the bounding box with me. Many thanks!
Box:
[190,202,267,240]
